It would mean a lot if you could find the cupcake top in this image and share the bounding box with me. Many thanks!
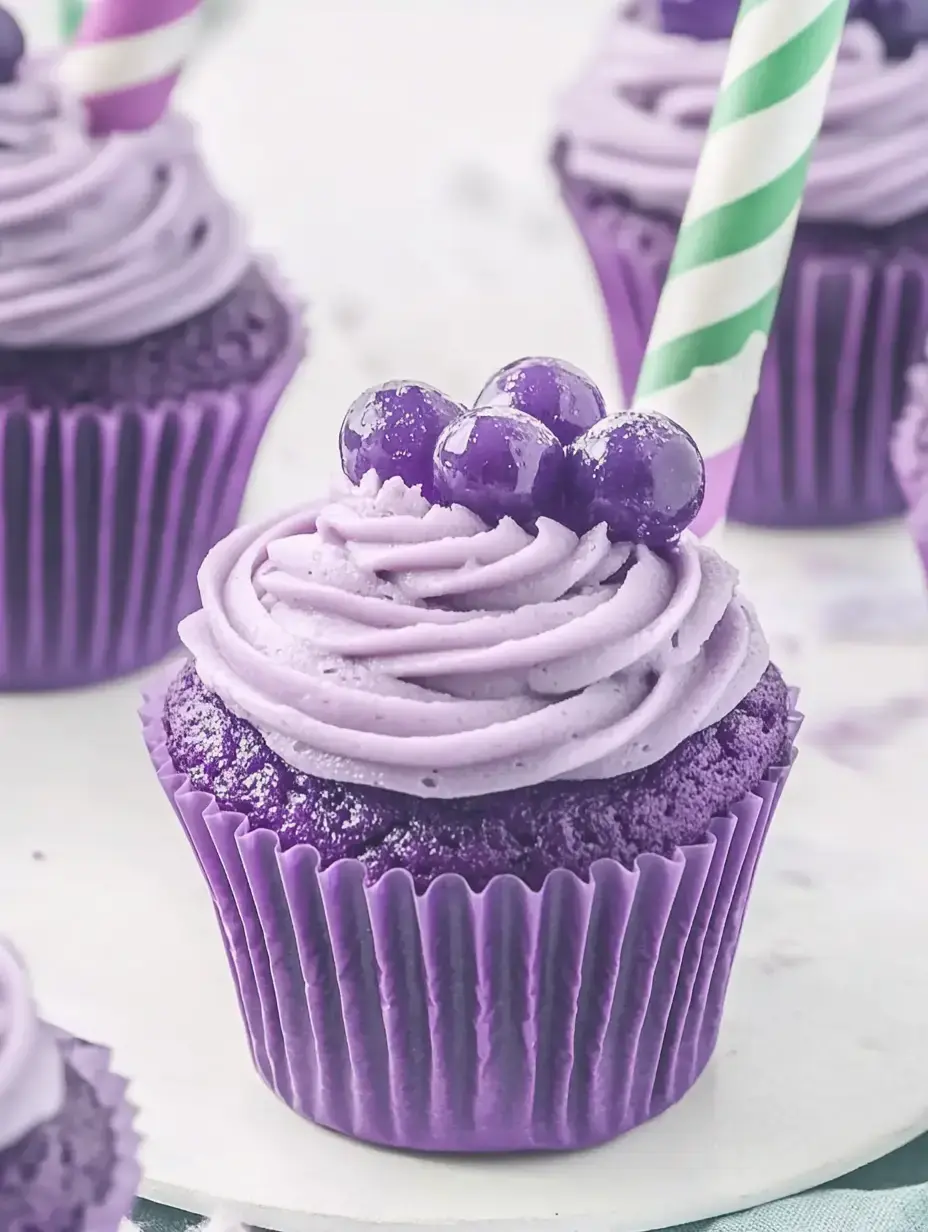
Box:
[180,359,770,799]
[0,941,65,1152]
[557,0,928,227]
[0,9,249,349]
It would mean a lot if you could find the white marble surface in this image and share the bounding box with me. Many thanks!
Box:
[5,1,928,1230]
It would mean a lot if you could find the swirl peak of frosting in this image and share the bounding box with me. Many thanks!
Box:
[0,940,64,1150]
[0,57,249,348]
[180,472,769,799]
[558,2,928,226]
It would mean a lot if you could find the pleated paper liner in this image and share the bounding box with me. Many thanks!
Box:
[0,273,305,692]
[892,371,928,510]
[142,680,801,1153]
[558,166,928,529]
[45,1029,140,1232]
[890,378,928,587]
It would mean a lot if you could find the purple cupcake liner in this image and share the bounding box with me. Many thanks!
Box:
[912,511,928,584]
[49,1027,141,1232]
[891,367,928,509]
[891,366,928,585]
[559,170,928,529]
[0,267,305,692]
[141,679,801,1153]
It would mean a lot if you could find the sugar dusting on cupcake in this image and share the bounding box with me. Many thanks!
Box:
[0,939,139,1231]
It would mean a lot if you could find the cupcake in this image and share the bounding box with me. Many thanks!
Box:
[0,8,305,691]
[555,0,928,528]
[0,938,140,1230]
[891,355,928,580]
[143,358,800,1152]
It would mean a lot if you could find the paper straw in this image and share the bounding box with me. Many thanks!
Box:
[59,0,205,135]
[59,0,238,49]
[634,0,851,537]
[59,0,85,42]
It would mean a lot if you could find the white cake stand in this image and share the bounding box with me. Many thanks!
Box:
[1,543,927,1232]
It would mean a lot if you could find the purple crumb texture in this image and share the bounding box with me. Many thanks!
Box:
[163,661,792,893]
[0,265,295,411]
[0,1042,120,1232]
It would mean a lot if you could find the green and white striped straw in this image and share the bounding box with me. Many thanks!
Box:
[634,0,850,537]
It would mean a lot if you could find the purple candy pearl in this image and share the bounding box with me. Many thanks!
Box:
[0,7,24,85]
[474,356,606,446]
[339,381,464,500]
[657,0,875,44]
[656,0,741,40]
[433,408,565,528]
[872,0,928,57]
[566,410,705,546]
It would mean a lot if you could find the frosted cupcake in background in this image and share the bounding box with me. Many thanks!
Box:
[891,355,928,581]
[143,357,800,1152]
[555,0,928,529]
[0,3,304,690]
[0,938,140,1230]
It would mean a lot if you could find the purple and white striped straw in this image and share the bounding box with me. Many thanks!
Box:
[60,0,204,135]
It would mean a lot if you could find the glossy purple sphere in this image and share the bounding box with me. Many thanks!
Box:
[433,408,565,528]
[339,381,464,500]
[656,0,741,40]
[565,410,705,546]
[474,357,606,446]
[0,7,24,84]
[656,0,906,51]
[873,0,928,57]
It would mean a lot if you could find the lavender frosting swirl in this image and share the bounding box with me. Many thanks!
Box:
[0,941,64,1151]
[558,2,928,226]
[0,58,250,348]
[180,473,769,799]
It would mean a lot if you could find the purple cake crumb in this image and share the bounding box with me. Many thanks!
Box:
[0,1042,119,1232]
[163,660,792,893]
[0,265,295,411]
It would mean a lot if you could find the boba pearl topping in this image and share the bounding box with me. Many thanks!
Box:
[339,381,464,502]
[564,409,706,547]
[338,360,704,543]
[0,7,24,86]
[474,355,607,445]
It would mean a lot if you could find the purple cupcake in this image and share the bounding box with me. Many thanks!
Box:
[891,355,928,579]
[555,0,928,528]
[143,361,800,1152]
[0,11,305,691]
[0,939,140,1231]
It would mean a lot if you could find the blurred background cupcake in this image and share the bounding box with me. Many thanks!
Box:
[0,938,140,1231]
[0,1,305,691]
[892,350,928,581]
[143,360,800,1152]
[554,0,928,529]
